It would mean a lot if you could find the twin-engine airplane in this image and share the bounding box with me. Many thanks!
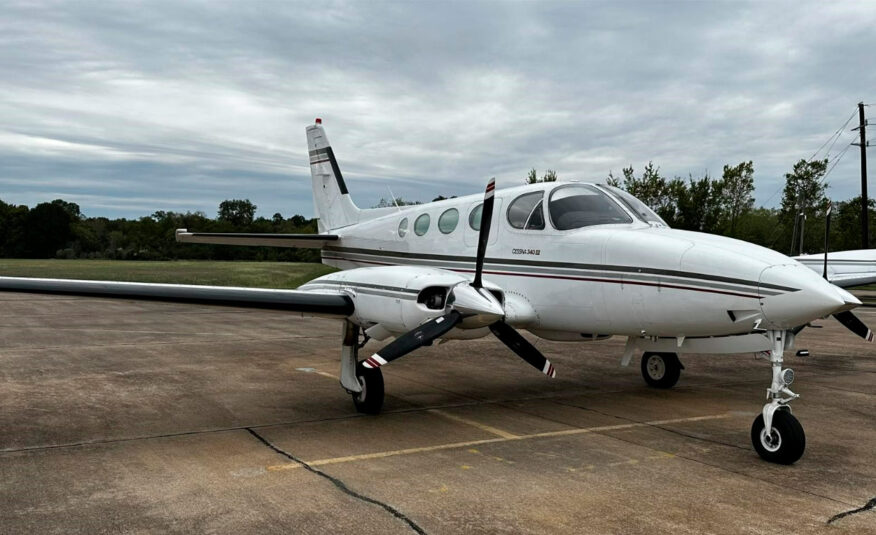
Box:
[2,119,873,465]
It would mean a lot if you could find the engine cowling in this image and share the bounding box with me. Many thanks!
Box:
[299,266,503,335]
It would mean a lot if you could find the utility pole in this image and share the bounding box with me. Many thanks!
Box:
[853,102,869,248]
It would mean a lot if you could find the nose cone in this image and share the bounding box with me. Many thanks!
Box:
[759,264,859,329]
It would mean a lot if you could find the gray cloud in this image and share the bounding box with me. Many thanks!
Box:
[1,1,874,218]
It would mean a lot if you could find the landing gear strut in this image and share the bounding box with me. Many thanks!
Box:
[641,352,683,388]
[339,321,385,414]
[751,330,805,464]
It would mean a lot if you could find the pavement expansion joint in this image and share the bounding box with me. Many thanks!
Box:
[245,427,428,535]
[827,496,876,525]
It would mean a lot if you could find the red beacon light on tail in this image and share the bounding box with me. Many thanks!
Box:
[315,118,322,124]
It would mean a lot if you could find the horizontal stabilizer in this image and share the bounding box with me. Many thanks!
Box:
[0,277,353,317]
[175,229,338,248]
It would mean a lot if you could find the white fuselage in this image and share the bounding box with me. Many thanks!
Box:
[306,181,853,340]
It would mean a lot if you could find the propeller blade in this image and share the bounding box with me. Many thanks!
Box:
[489,321,557,378]
[823,202,832,280]
[472,178,496,289]
[834,310,874,342]
[362,311,463,369]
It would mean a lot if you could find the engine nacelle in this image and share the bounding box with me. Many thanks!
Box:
[299,266,503,335]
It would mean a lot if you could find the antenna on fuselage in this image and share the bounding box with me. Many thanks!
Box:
[386,186,401,211]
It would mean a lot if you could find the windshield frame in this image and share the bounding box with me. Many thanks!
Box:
[596,184,668,227]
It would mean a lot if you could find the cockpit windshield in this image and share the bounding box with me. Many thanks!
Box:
[601,185,668,226]
[548,184,633,230]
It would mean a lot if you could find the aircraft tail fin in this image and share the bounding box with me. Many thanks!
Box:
[306,119,361,232]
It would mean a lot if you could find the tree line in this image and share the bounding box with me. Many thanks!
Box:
[0,198,320,262]
[603,158,874,254]
[1,155,872,262]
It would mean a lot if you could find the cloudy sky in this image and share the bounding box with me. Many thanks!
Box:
[2,1,875,219]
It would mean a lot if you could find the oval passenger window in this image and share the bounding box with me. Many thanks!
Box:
[438,208,459,234]
[414,214,430,236]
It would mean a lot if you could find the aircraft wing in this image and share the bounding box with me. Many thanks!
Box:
[0,276,353,317]
[794,249,876,288]
[175,229,338,248]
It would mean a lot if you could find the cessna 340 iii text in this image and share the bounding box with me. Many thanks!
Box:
[2,119,873,465]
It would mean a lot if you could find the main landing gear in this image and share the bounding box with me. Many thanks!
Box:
[750,330,805,464]
[339,321,385,414]
[640,352,683,388]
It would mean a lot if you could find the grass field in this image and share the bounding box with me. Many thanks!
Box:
[0,259,337,289]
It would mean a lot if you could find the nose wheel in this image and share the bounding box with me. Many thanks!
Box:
[641,352,682,388]
[751,410,805,464]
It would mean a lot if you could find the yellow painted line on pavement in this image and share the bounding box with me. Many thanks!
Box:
[265,413,731,472]
[428,409,519,439]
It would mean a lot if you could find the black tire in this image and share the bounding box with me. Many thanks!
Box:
[641,352,681,388]
[352,361,384,414]
[751,410,806,465]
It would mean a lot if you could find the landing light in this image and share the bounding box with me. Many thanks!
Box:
[781,368,795,386]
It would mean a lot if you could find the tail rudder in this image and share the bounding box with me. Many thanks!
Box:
[306,119,360,232]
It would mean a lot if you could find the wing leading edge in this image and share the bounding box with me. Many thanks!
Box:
[175,229,338,249]
[0,276,353,317]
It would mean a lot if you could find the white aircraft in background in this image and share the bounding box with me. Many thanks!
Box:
[2,119,873,465]
[795,249,876,293]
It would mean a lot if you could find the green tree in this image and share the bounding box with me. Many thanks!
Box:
[675,174,723,233]
[615,162,680,225]
[373,197,420,208]
[735,207,781,248]
[832,196,876,251]
[218,199,257,227]
[24,200,76,257]
[720,161,755,236]
[525,168,558,184]
[780,159,829,254]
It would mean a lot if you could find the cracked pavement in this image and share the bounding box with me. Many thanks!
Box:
[1,293,874,534]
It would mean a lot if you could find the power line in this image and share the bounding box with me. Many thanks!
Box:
[808,107,858,162]
[821,141,855,183]
[761,105,859,207]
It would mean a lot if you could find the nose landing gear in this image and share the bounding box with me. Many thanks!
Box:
[752,330,805,464]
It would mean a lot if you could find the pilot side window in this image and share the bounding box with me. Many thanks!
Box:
[414,214,430,236]
[507,191,545,230]
[548,184,633,230]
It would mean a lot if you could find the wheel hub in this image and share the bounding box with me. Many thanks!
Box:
[355,375,367,402]
[760,427,782,452]
[647,355,666,380]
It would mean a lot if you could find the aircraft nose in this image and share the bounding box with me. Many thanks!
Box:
[759,264,856,329]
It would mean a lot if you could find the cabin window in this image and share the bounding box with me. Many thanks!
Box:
[507,191,545,230]
[548,184,633,230]
[414,213,430,236]
[469,204,483,231]
[438,208,459,234]
[398,217,408,237]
